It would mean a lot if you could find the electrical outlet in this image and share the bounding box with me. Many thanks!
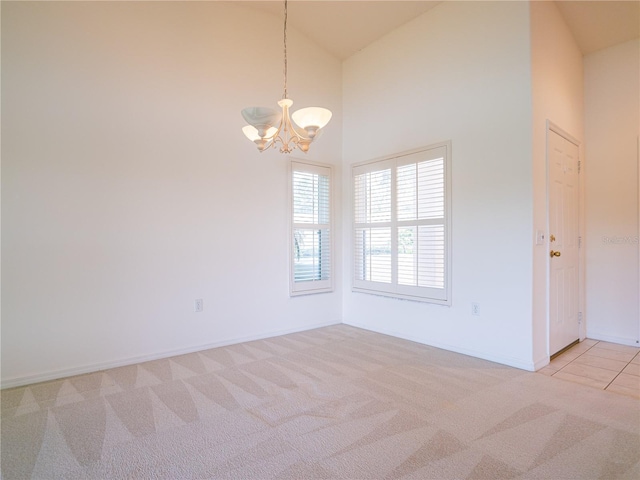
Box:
[194,299,203,313]
[472,303,480,316]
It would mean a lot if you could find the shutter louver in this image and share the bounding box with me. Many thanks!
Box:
[355,169,391,224]
[418,224,444,288]
[355,227,392,283]
[354,168,392,283]
[397,157,445,289]
[353,144,449,303]
[291,163,332,294]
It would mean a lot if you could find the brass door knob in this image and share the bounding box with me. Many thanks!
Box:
[550,250,561,257]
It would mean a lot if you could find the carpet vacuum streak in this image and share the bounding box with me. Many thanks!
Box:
[2,325,639,479]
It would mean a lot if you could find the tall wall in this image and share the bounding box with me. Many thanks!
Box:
[1,1,343,387]
[342,1,536,369]
[530,1,585,364]
[584,39,640,346]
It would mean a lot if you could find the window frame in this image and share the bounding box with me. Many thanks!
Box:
[289,159,334,296]
[351,142,452,305]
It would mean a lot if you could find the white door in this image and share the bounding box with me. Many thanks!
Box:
[548,129,580,356]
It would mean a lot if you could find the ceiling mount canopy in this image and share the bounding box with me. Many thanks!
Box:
[241,0,332,154]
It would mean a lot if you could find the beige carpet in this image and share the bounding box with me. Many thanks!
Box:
[1,325,639,479]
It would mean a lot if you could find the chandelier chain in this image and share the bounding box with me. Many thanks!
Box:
[241,0,331,154]
[283,0,288,99]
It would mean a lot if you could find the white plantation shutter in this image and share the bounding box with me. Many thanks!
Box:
[396,157,445,291]
[353,144,450,303]
[354,165,393,284]
[291,161,332,295]
[354,168,392,224]
[355,227,392,283]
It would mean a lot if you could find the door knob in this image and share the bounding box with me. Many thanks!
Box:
[550,234,556,242]
[550,250,561,257]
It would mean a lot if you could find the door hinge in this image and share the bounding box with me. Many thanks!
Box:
[577,160,581,173]
[578,236,582,248]
[578,312,583,324]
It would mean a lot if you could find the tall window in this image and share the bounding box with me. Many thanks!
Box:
[290,161,332,295]
[353,143,451,304]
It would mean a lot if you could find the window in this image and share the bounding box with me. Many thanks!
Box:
[290,161,333,295]
[353,143,451,304]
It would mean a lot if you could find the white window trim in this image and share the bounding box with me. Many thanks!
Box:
[289,159,334,296]
[351,142,452,305]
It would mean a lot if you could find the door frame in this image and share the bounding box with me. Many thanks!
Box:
[546,121,586,356]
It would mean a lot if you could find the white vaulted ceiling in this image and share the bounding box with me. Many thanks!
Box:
[241,0,639,60]
[555,0,639,54]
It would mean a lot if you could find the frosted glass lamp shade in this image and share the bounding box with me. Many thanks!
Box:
[241,99,331,152]
[297,140,311,153]
[292,107,332,130]
[241,107,282,137]
[243,125,277,142]
[242,125,260,141]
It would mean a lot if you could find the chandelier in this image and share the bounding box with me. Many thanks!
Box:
[241,0,332,154]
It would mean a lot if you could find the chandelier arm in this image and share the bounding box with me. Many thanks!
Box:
[283,115,310,142]
[258,122,297,153]
[281,102,313,150]
[247,104,314,153]
[241,0,330,154]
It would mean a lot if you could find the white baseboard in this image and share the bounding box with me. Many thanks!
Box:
[533,356,550,371]
[1,320,341,389]
[586,331,640,348]
[343,320,538,372]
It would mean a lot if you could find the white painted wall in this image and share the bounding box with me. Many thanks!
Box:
[530,1,584,364]
[584,39,640,346]
[342,1,536,369]
[1,2,343,387]
[5,1,636,388]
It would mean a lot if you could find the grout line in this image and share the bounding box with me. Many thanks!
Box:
[605,371,625,391]
[551,344,592,377]
[546,340,640,396]
[604,352,639,391]
[556,341,621,390]
[558,343,594,369]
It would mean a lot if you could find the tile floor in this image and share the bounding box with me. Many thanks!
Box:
[538,339,640,399]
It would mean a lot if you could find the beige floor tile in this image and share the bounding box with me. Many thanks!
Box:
[540,339,640,398]
[606,383,640,400]
[550,349,583,367]
[568,342,596,354]
[572,353,629,372]
[586,347,637,363]
[622,362,640,377]
[609,373,640,390]
[548,357,573,370]
[552,371,608,390]
[594,341,640,355]
[558,349,585,360]
[559,362,619,384]
[537,366,556,376]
